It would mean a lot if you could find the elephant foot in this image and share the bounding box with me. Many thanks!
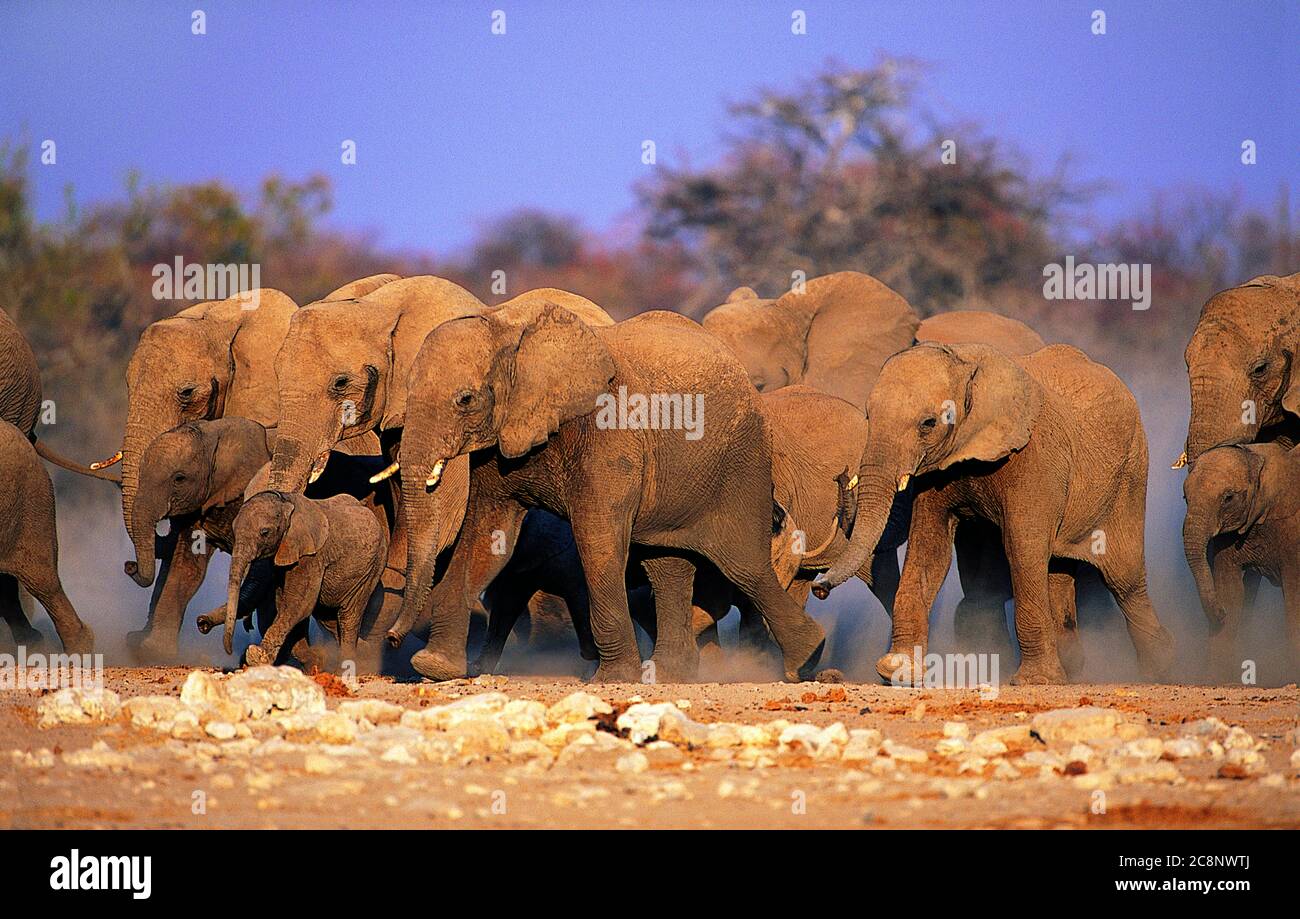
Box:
[649,649,699,684]
[7,621,45,650]
[591,658,643,684]
[352,638,385,675]
[59,623,95,656]
[1009,656,1067,685]
[292,645,330,673]
[779,622,826,683]
[876,649,922,686]
[1057,628,1085,679]
[410,648,467,682]
[129,630,179,664]
[1136,630,1176,683]
[243,644,272,668]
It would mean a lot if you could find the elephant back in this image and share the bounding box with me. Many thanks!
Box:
[917,309,1046,356]
[494,288,615,327]
[323,273,402,301]
[0,306,42,436]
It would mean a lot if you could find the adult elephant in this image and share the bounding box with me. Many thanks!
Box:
[392,304,826,683]
[814,342,1174,684]
[106,289,299,593]
[916,309,1045,355]
[0,306,119,480]
[1176,274,1300,468]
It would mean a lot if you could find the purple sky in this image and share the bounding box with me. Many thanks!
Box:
[2,0,1295,256]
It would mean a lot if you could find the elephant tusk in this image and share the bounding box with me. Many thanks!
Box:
[1171,452,1188,470]
[846,474,858,490]
[369,461,400,484]
[896,473,910,492]
[90,451,123,470]
[426,458,446,488]
[308,452,330,485]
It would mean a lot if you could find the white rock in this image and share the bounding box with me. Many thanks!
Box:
[881,739,928,764]
[336,699,404,725]
[205,721,237,740]
[1162,738,1204,760]
[970,733,1008,758]
[1030,707,1125,744]
[942,721,970,739]
[1116,737,1164,762]
[37,687,121,728]
[615,752,649,774]
[225,666,326,719]
[547,691,612,724]
[380,745,418,765]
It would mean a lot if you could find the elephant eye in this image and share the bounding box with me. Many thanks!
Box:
[177,384,197,401]
[331,374,350,391]
[173,473,186,483]
[1249,360,1269,379]
[259,527,272,538]
[919,416,938,432]
[453,389,477,411]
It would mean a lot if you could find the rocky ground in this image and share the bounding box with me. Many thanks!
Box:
[2,667,1298,829]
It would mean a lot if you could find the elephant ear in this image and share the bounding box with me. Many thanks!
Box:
[1276,348,1300,420]
[275,495,331,566]
[775,272,920,410]
[374,276,486,430]
[937,343,1043,470]
[203,419,271,513]
[220,289,299,427]
[493,303,616,459]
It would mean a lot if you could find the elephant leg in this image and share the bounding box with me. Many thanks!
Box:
[710,552,824,683]
[1002,526,1066,686]
[877,501,955,684]
[642,555,699,683]
[1093,544,1174,682]
[1206,552,1246,683]
[285,620,325,671]
[952,519,1013,655]
[1281,566,1300,681]
[135,532,210,662]
[0,575,43,648]
[356,566,405,674]
[477,580,533,675]
[17,567,93,655]
[1048,563,1083,678]
[570,511,641,683]
[411,499,524,682]
[247,568,321,668]
[868,549,900,616]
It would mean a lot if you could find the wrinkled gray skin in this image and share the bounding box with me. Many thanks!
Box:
[817,342,1174,685]
[1182,443,1300,679]
[0,421,94,652]
[393,305,826,683]
[226,492,388,669]
[1181,274,1300,466]
[703,279,1050,652]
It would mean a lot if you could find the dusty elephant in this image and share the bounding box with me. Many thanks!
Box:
[0,306,119,481]
[815,342,1174,685]
[390,304,826,683]
[129,416,391,661]
[0,421,94,653]
[226,492,388,669]
[1182,442,1300,678]
[1177,273,1300,467]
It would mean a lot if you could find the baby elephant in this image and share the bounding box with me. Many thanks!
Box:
[226,492,387,668]
[1183,442,1300,677]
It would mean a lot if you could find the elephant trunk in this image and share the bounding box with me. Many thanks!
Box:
[1186,378,1246,465]
[225,552,254,656]
[120,404,169,549]
[388,475,442,646]
[816,456,901,594]
[127,490,167,588]
[1182,504,1222,625]
[266,403,338,494]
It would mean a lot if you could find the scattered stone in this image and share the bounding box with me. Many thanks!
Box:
[37,687,121,728]
[616,752,649,774]
[337,699,403,725]
[547,691,612,724]
[942,721,969,739]
[1030,707,1125,744]
[205,721,237,740]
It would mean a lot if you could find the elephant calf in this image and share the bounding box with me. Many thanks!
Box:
[1183,443,1300,678]
[226,492,387,669]
[0,421,94,653]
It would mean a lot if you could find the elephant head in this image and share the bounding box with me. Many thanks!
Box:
[817,342,1042,593]
[1181,443,1283,624]
[701,271,920,409]
[118,289,296,583]
[225,491,328,654]
[389,298,617,638]
[128,417,271,588]
[1181,274,1300,466]
[265,276,485,493]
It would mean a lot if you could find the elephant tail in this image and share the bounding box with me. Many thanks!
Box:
[34,439,123,483]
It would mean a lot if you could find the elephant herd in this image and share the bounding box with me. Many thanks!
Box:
[1,269,1298,685]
